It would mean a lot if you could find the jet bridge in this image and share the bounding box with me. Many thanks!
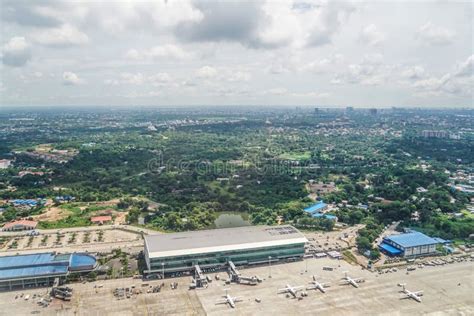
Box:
[194,264,207,288]
[227,261,260,285]
[228,260,241,283]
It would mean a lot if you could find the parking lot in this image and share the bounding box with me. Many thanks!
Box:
[304,225,362,253]
[0,228,141,254]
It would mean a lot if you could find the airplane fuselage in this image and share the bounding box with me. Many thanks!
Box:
[342,278,359,288]
[403,290,422,302]
[226,295,235,308]
[309,282,326,293]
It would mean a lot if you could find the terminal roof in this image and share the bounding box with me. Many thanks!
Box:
[145,225,307,259]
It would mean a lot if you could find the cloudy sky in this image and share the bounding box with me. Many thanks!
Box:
[0,0,472,108]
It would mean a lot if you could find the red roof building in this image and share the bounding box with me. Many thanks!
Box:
[90,215,112,225]
[2,220,38,231]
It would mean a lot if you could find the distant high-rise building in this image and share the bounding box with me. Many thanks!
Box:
[420,130,460,139]
[369,108,377,115]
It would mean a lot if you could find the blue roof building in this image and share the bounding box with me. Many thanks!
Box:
[304,201,328,213]
[10,199,46,208]
[379,231,441,257]
[0,252,97,291]
[312,213,338,221]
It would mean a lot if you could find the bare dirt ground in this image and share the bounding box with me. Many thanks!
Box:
[113,212,127,225]
[32,206,72,222]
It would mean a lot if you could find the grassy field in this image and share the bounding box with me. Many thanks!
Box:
[278,151,311,160]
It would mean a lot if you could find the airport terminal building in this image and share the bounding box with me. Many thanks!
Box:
[0,252,97,291]
[144,225,307,275]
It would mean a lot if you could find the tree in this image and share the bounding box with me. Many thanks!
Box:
[356,236,371,251]
[370,248,381,260]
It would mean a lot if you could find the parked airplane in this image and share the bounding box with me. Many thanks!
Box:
[277,284,305,298]
[398,283,423,303]
[215,289,242,308]
[340,271,364,288]
[307,275,330,293]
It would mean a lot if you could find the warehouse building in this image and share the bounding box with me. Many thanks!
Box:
[379,231,441,258]
[0,252,97,291]
[144,225,307,275]
[303,201,328,214]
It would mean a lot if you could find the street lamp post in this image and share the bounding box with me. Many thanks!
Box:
[268,256,272,278]
[305,258,308,272]
[162,262,165,279]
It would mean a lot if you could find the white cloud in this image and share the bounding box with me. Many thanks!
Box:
[264,87,288,95]
[304,2,355,47]
[33,24,89,46]
[148,73,172,86]
[195,66,218,79]
[173,1,354,49]
[301,58,332,73]
[402,66,425,80]
[227,71,252,82]
[193,66,252,83]
[455,54,474,77]
[0,1,472,107]
[333,54,392,86]
[125,44,191,61]
[262,88,330,98]
[62,71,84,85]
[416,22,455,46]
[359,24,385,46]
[290,91,330,98]
[412,56,474,96]
[105,72,172,86]
[94,1,203,34]
[1,36,31,67]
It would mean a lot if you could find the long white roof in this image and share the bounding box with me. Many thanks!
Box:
[145,225,307,259]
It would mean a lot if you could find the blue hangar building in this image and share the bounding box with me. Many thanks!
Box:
[0,252,97,291]
[303,201,328,213]
[303,201,337,221]
[379,231,444,258]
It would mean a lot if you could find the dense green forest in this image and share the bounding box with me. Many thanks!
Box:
[0,108,473,240]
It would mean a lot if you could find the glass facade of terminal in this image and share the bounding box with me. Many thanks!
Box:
[147,243,305,273]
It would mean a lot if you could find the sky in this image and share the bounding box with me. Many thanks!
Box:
[0,0,473,108]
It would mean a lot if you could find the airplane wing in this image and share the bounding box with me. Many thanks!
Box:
[233,297,242,302]
[277,288,287,293]
[215,299,228,305]
[354,278,364,283]
[293,286,304,290]
[413,291,423,296]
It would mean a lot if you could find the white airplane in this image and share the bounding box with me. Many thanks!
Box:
[277,284,305,298]
[215,289,242,308]
[340,271,364,288]
[307,275,330,293]
[398,283,423,303]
